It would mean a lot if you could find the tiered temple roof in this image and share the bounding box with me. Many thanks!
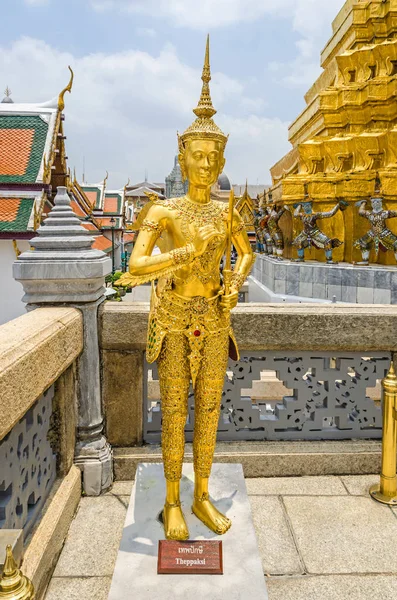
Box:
[0,72,73,238]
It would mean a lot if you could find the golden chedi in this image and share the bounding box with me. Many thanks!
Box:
[117,36,254,540]
[266,0,397,265]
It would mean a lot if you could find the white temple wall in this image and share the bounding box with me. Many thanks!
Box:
[0,240,30,325]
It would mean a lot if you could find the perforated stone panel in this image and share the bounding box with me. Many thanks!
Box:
[0,386,56,536]
[144,352,390,443]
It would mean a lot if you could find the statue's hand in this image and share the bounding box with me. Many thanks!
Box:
[355,200,366,207]
[219,289,239,312]
[193,225,224,256]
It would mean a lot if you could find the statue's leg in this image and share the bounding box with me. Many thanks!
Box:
[297,248,305,262]
[192,330,231,535]
[158,332,190,540]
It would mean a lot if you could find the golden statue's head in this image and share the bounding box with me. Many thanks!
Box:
[178,35,228,189]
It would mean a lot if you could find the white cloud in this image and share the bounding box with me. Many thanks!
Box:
[135,27,157,38]
[89,0,345,88]
[90,0,344,35]
[0,37,284,187]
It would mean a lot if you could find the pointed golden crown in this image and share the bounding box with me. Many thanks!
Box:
[178,35,228,151]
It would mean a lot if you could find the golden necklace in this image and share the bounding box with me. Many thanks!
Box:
[167,196,226,285]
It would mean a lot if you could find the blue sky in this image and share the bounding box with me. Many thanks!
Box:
[1,0,345,187]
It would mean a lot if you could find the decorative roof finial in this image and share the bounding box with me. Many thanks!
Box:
[0,545,35,599]
[2,86,14,104]
[178,35,228,150]
[58,66,74,112]
[103,171,109,189]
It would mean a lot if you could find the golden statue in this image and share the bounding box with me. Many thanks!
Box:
[117,36,254,540]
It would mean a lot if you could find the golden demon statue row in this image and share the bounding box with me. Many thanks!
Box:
[254,180,397,266]
[117,37,254,541]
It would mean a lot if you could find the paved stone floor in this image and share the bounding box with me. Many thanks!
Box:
[45,475,397,600]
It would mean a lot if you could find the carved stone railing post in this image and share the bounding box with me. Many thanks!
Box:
[13,186,113,495]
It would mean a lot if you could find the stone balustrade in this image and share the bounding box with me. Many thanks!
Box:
[99,302,397,446]
[0,307,83,597]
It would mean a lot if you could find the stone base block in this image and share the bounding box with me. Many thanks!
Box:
[254,254,397,304]
[113,440,382,480]
[108,463,268,600]
[74,436,113,496]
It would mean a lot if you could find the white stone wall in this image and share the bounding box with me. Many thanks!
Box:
[0,240,30,325]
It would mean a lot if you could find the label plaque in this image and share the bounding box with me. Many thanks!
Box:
[157,540,223,575]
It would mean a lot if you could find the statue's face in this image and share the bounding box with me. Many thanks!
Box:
[371,198,383,212]
[303,202,313,214]
[181,139,225,189]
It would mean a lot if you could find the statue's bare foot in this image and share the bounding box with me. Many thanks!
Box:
[163,503,189,540]
[192,494,231,535]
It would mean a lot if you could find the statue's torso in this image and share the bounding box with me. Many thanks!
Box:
[157,197,228,299]
[368,210,389,235]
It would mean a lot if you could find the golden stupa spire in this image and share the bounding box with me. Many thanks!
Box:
[179,35,227,150]
[0,546,35,599]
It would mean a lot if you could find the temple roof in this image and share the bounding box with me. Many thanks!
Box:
[128,181,163,191]
[103,192,123,215]
[125,185,164,198]
[80,183,106,211]
[0,107,58,185]
[92,234,112,253]
[0,70,73,237]
[0,190,44,235]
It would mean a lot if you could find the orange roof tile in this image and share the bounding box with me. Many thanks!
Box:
[0,197,35,232]
[0,129,35,176]
[92,235,112,252]
[103,196,119,213]
[123,232,135,244]
[70,199,86,217]
[85,190,99,207]
[0,198,21,221]
[82,222,98,231]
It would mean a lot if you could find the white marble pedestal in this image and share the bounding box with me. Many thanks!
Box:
[108,463,268,600]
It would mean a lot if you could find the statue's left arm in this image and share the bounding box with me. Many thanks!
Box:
[317,203,340,220]
[387,210,397,219]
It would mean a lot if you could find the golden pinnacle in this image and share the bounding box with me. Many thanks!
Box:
[193,34,216,120]
[0,546,35,599]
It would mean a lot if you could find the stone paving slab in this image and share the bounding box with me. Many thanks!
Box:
[44,475,397,600]
[250,496,303,575]
[340,475,379,496]
[53,496,127,577]
[46,577,112,600]
[105,481,134,496]
[267,574,397,600]
[283,496,397,574]
[246,476,347,496]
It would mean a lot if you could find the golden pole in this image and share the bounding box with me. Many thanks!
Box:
[370,361,397,506]
[0,545,35,599]
[223,189,235,296]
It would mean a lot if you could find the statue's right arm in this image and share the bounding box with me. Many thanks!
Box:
[128,206,178,278]
[357,201,370,219]
[293,204,302,218]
